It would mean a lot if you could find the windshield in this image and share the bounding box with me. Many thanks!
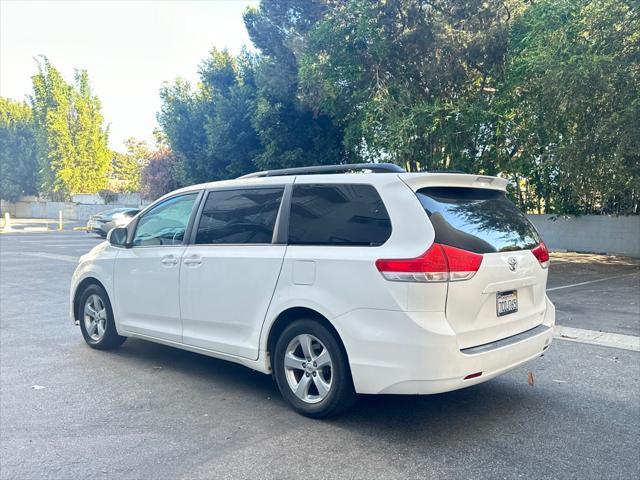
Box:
[416,187,541,254]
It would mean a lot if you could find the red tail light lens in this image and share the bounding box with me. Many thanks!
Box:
[375,243,483,282]
[442,244,484,280]
[531,242,550,269]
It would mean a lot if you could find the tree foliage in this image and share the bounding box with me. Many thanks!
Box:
[298,0,514,172]
[110,151,141,193]
[2,1,630,214]
[108,137,150,193]
[158,48,262,184]
[0,98,39,201]
[157,0,638,214]
[244,2,346,170]
[140,148,180,200]
[30,57,110,197]
[497,0,640,214]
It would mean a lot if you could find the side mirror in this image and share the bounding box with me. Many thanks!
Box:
[107,227,129,247]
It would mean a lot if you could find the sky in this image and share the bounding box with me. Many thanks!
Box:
[0,0,258,152]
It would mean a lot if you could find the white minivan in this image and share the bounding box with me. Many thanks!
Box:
[71,164,555,418]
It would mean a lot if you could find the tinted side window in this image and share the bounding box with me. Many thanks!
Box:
[416,187,541,253]
[289,184,391,246]
[133,193,198,246]
[195,188,284,244]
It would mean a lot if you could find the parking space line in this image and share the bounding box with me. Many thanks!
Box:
[40,243,100,247]
[555,325,640,352]
[547,272,639,292]
[15,238,97,243]
[18,252,79,263]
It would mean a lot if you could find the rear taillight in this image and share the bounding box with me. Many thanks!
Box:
[375,243,483,283]
[531,242,550,269]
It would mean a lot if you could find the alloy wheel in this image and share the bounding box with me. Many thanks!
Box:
[284,334,333,404]
[83,294,107,342]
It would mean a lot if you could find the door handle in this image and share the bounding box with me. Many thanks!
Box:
[183,255,202,266]
[161,255,178,266]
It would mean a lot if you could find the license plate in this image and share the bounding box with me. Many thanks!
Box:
[497,290,518,317]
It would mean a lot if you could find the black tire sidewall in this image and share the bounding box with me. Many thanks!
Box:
[273,319,356,418]
[78,284,124,350]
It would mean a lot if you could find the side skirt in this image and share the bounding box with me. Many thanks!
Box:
[119,330,272,374]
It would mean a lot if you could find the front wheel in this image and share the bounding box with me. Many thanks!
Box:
[273,319,356,418]
[78,284,126,350]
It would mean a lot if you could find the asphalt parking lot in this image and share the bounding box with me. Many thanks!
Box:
[1,232,638,479]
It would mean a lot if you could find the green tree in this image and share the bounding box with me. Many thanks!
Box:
[156,0,638,214]
[295,0,516,171]
[159,48,261,184]
[244,1,346,170]
[0,98,39,201]
[498,0,639,214]
[31,57,110,197]
[109,138,149,192]
[110,152,140,193]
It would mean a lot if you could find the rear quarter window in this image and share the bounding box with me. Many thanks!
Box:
[416,187,541,254]
[289,184,391,246]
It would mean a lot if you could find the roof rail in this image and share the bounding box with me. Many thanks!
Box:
[238,163,405,179]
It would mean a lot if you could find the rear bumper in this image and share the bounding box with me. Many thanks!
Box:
[333,296,555,395]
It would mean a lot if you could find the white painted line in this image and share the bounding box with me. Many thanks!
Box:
[22,227,49,232]
[547,272,639,292]
[19,252,79,263]
[554,325,640,352]
[0,230,87,242]
[41,243,99,247]
[16,238,98,242]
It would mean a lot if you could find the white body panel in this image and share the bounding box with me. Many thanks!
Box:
[113,245,186,342]
[446,250,548,349]
[71,171,555,395]
[180,244,286,359]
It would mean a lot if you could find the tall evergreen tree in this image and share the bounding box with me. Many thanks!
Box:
[31,57,110,197]
[244,1,346,170]
[159,48,261,184]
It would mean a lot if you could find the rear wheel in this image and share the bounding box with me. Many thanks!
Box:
[273,319,356,418]
[78,284,126,350]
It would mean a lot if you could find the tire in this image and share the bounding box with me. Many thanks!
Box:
[78,284,126,350]
[273,318,357,418]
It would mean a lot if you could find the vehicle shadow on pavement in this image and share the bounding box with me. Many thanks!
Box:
[342,384,541,431]
[107,338,545,430]
[108,338,279,396]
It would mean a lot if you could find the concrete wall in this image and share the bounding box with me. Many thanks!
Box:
[528,214,640,258]
[0,193,147,221]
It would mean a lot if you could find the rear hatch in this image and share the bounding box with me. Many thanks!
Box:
[375,174,550,348]
[415,183,549,348]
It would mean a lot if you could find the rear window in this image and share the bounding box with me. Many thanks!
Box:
[416,187,540,254]
[289,184,391,246]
